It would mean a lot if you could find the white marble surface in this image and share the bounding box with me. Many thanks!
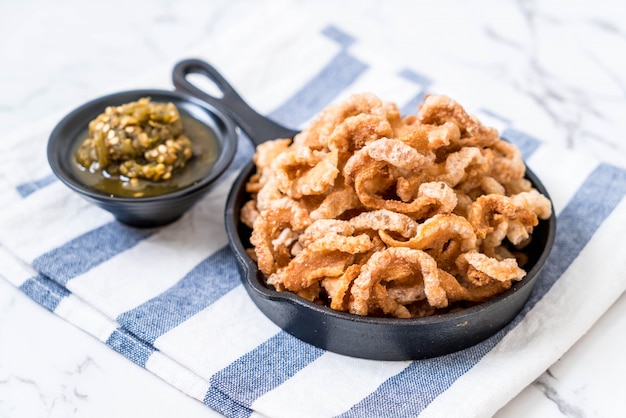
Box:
[1,0,626,416]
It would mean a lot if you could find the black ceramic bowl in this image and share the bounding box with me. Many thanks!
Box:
[47,89,237,228]
[173,59,557,361]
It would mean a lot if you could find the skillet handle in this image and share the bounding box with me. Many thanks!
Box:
[172,58,299,145]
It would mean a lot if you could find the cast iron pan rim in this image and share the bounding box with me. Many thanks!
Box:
[47,88,237,203]
[225,157,557,327]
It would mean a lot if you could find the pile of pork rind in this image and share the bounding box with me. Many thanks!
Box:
[241,94,552,318]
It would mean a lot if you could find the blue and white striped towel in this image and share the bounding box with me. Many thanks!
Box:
[1,20,626,418]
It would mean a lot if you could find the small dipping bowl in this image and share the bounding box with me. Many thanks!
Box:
[48,89,237,228]
[174,59,557,361]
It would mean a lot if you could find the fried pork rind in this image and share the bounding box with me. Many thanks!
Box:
[350,247,447,318]
[379,213,477,272]
[309,188,361,220]
[349,209,418,239]
[418,95,499,150]
[242,93,552,318]
[249,197,312,276]
[273,147,339,199]
[267,233,373,302]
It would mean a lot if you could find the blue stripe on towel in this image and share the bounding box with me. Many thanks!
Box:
[205,332,325,409]
[321,25,357,47]
[106,328,157,367]
[479,108,512,126]
[16,174,57,197]
[204,388,253,418]
[348,348,491,417]
[340,162,626,417]
[502,127,542,159]
[19,274,70,311]
[116,246,240,344]
[32,222,154,286]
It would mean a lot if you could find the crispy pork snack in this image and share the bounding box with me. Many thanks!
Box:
[241,93,552,318]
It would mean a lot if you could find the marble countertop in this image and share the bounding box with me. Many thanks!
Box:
[1,1,625,416]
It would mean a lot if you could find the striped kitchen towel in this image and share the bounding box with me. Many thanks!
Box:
[1,19,626,418]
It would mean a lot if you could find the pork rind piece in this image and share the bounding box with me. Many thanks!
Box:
[468,193,539,247]
[309,188,361,220]
[272,147,339,199]
[242,93,552,318]
[249,197,312,276]
[380,213,477,273]
[349,247,449,318]
[343,137,435,180]
[267,233,373,302]
[418,95,499,150]
[294,93,400,150]
[349,209,417,236]
[456,250,526,283]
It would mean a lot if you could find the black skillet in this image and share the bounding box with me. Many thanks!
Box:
[173,58,556,361]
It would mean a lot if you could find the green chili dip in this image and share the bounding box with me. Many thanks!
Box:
[73,97,219,198]
[76,97,193,183]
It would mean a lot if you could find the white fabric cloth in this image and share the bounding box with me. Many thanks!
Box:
[1,15,625,418]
